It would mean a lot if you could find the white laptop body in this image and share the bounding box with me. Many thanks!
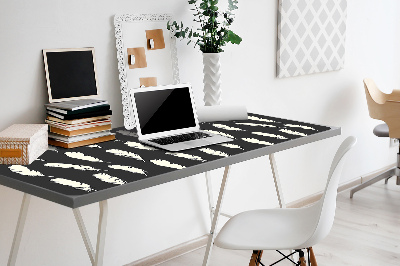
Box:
[130,84,232,151]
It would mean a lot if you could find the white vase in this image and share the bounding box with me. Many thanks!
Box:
[202,53,222,106]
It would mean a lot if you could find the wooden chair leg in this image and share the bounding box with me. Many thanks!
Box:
[308,247,318,266]
[249,250,263,266]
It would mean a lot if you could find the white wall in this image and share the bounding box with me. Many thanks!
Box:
[0,0,400,265]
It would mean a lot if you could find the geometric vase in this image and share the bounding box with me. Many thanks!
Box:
[202,53,222,106]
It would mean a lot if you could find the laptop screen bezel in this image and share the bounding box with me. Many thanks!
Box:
[129,84,200,141]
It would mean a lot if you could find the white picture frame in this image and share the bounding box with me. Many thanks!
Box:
[114,13,180,130]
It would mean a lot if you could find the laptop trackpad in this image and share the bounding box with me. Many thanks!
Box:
[185,139,210,146]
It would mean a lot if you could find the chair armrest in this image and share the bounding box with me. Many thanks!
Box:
[387,88,400,102]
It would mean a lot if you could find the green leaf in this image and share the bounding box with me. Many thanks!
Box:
[226,30,242,44]
[200,2,208,9]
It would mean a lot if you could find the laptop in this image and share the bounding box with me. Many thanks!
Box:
[129,84,233,151]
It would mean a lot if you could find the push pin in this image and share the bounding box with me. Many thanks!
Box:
[149,39,155,49]
[129,54,135,65]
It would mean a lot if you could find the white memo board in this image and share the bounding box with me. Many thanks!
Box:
[114,14,180,130]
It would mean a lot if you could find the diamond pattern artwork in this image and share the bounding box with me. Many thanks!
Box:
[277,0,347,78]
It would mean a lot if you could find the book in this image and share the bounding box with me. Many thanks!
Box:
[44,99,108,111]
[49,124,112,136]
[46,104,110,115]
[48,134,115,149]
[46,115,112,125]
[47,109,112,120]
[49,130,112,143]
[45,119,111,131]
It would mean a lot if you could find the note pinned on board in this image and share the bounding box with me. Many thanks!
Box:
[146,29,165,50]
[139,77,157,87]
[127,47,147,69]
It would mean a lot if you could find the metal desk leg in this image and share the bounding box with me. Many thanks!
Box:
[73,208,95,265]
[95,200,108,266]
[269,154,293,261]
[74,200,108,266]
[269,153,286,208]
[202,166,231,266]
[8,193,31,266]
[205,171,214,222]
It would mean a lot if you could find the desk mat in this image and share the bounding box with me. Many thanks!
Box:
[0,114,331,201]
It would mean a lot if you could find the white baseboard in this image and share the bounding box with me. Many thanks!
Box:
[125,235,209,266]
[127,163,396,265]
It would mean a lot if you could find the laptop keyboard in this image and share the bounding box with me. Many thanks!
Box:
[149,132,210,145]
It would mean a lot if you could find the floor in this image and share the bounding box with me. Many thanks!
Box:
[159,178,400,266]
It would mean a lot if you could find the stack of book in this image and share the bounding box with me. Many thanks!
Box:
[45,99,115,148]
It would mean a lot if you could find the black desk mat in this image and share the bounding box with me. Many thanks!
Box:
[0,113,334,207]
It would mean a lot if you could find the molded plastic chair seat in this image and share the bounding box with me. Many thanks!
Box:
[215,203,320,250]
[373,123,389,137]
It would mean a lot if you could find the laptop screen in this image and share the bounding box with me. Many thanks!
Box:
[134,86,196,135]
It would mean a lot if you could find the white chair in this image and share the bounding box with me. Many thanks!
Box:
[214,136,356,266]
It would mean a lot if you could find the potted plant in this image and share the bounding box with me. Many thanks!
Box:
[167,0,242,106]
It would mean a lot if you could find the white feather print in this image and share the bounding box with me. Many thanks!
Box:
[203,129,235,139]
[213,124,243,131]
[151,159,186,169]
[199,148,230,157]
[106,149,144,161]
[219,143,244,150]
[284,124,316,130]
[280,129,307,137]
[248,116,275,123]
[125,141,156,150]
[44,163,100,171]
[242,138,273,146]
[252,132,287,139]
[51,178,95,192]
[9,165,44,176]
[65,152,103,162]
[108,165,147,175]
[93,173,126,185]
[235,122,275,128]
[166,152,206,162]
[87,144,101,148]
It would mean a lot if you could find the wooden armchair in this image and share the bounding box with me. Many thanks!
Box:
[364,78,400,138]
[350,78,400,197]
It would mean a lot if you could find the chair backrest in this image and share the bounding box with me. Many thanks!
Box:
[302,136,356,248]
[363,78,400,138]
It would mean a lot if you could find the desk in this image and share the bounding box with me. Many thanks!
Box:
[0,113,340,266]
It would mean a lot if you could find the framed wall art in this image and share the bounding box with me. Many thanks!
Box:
[114,13,180,129]
[277,0,347,78]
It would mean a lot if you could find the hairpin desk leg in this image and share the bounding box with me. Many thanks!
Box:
[202,166,231,266]
[8,193,31,266]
